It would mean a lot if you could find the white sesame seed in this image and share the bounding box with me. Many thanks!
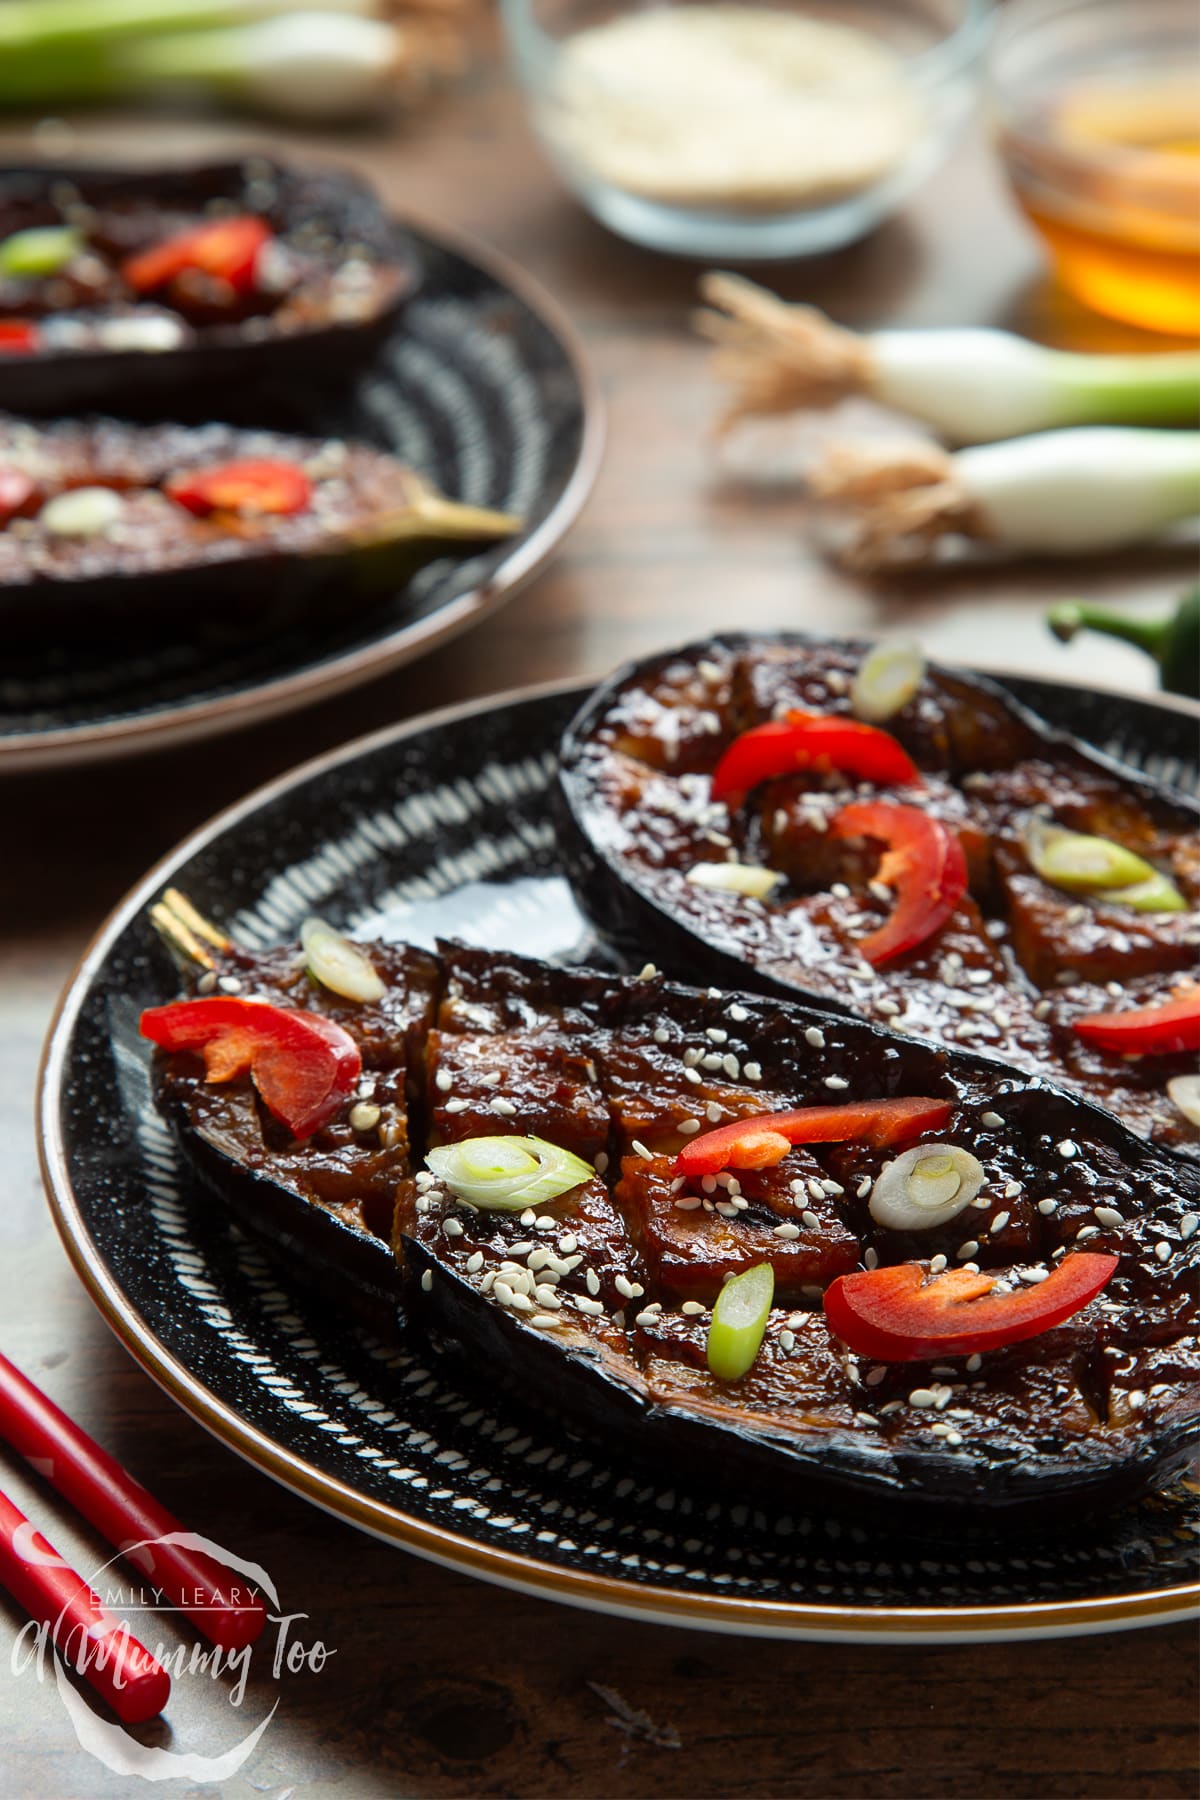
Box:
[875,998,901,1017]
[908,1388,937,1409]
[680,1299,706,1315]
[349,1101,382,1131]
[630,1281,645,1297]
[631,1139,653,1160]
[831,882,851,900]
[965,1353,982,1372]
[557,1233,578,1254]
[1127,1389,1146,1412]
[864,1247,879,1270]
[1181,1214,1198,1241]
[420,1270,433,1292]
[802,1210,820,1231]
[683,1048,701,1067]
[1057,1139,1078,1159]
[445,1097,469,1114]
[773,1223,801,1240]
[744,1061,763,1081]
[779,1329,796,1353]
[435,1069,453,1093]
[575,1295,605,1317]
[930,1254,947,1274]
[1076,1225,1100,1241]
[585,1268,601,1296]
[991,1212,1010,1234]
[701,1053,723,1072]
[706,1027,728,1043]
[1003,1181,1022,1200]
[534,1286,562,1308]
[702,1174,718,1194]
[442,1217,465,1238]
[684,1067,702,1085]
[729,1003,750,1022]
[594,1152,609,1174]
[1155,1241,1172,1263]
[824,1075,849,1091]
[705,1102,723,1122]
[674,1196,702,1211]
[637,963,658,979]
[536,1215,558,1232]
[634,1309,660,1327]
[1034,999,1053,1020]
[956,1240,980,1260]
[531,1314,562,1328]
[805,1027,826,1049]
[1021,1267,1050,1283]
[1094,1207,1124,1228]
[466,1251,484,1273]
[509,1292,534,1313]
[678,1117,702,1135]
[722,1054,741,1079]
[653,1026,670,1045]
[614,1275,634,1300]
[520,1208,537,1226]
[1037,1199,1057,1215]
[491,1098,517,1117]
[864,1367,887,1386]
[856,1176,872,1199]
[980,1111,1004,1129]
[715,1201,738,1218]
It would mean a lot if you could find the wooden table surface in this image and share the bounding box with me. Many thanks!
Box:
[1,40,1197,1800]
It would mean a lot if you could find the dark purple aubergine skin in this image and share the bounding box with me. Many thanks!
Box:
[555,632,1200,1156]
[0,159,415,417]
[150,933,1200,1524]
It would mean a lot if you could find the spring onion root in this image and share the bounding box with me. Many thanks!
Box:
[810,428,1200,570]
[696,273,1200,445]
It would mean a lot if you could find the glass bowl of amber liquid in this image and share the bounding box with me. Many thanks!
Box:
[990,0,1200,335]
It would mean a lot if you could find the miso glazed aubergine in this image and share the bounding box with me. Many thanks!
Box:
[0,158,412,411]
[557,635,1200,1158]
[140,894,1200,1522]
[0,415,519,643]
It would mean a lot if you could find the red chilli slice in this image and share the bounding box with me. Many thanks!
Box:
[823,1253,1119,1362]
[830,801,968,965]
[0,320,41,355]
[139,996,360,1139]
[710,712,922,808]
[1073,989,1200,1057]
[122,216,272,297]
[165,458,313,518]
[673,1096,952,1177]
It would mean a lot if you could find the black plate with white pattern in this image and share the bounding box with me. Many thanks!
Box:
[40,676,1200,1640]
[2,224,600,773]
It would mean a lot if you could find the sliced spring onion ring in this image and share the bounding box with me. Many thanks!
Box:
[850,641,925,724]
[0,225,81,278]
[1025,816,1154,892]
[868,1144,985,1232]
[685,861,782,899]
[706,1262,775,1381]
[301,916,386,1003]
[1100,870,1188,914]
[426,1136,594,1211]
[1167,1076,1200,1128]
[39,486,124,538]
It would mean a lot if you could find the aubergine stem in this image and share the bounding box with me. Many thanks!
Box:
[1047,589,1200,699]
[149,888,230,971]
[348,483,522,553]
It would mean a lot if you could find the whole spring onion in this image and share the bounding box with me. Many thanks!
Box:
[695,273,1200,445]
[809,429,1200,571]
[706,1262,774,1382]
[301,917,386,1004]
[1048,587,1200,701]
[850,640,925,724]
[868,1145,985,1233]
[0,0,466,121]
[425,1136,594,1212]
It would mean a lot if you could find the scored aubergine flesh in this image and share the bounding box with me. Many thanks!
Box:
[556,634,1200,1155]
[150,928,1200,1520]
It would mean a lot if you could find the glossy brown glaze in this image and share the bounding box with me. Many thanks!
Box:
[0,158,412,411]
[558,635,1200,1154]
[150,934,1200,1519]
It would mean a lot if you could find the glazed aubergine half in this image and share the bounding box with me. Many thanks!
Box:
[0,158,412,411]
[141,893,1200,1522]
[558,634,1200,1158]
[0,415,519,643]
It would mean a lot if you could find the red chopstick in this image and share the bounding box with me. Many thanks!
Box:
[0,1353,266,1650]
[0,1487,170,1724]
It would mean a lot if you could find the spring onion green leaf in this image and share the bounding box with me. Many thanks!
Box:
[1025,817,1155,893]
[1100,871,1188,915]
[0,225,81,277]
[697,273,1200,445]
[301,917,386,1003]
[39,487,124,538]
[706,1262,774,1381]
[868,1144,984,1232]
[850,640,925,723]
[426,1136,594,1211]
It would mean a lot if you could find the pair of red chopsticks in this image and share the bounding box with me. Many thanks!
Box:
[0,1352,266,1724]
